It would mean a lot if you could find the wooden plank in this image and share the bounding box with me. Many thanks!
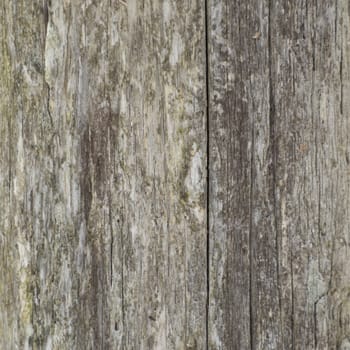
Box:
[106,0,207,348]
[271,1,350,348]
[0,0,207,348]
[208,1,274,348]
[209,0,350,349]
[0,1,50,348]
[2,0,350,349]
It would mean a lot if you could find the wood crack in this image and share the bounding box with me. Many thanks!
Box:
[204,0,210,348]
[268,0,282,343]
[43,0,53,127]
[249,111,255,350]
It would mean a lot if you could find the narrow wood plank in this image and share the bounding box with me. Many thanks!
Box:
[208,1,272,348]
[0,1,50,348]
[270,1,322,348]
[271,1,350,348]
[107,1,207,348]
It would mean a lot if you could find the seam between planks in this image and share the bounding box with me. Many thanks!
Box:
[204,0,210,348]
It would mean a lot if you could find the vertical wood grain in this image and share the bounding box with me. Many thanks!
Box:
[0,0,206,349]
[106,1,207,348]
[2,0,350,349]
[209,0,350,349]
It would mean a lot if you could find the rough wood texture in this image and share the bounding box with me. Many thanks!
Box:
[209,0,350,349]
[1,0,350,349]
[0,1,206,349]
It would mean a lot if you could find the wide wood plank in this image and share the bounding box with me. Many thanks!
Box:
[0,1,207,348]
[208,0,350,349]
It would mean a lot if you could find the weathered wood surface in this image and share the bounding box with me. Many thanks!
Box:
[209,0,350,349]
[0,0,206,349]
[1,0,350,349]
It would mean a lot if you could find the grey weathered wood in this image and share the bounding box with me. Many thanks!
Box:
[209,0,350,349]
[2,0,350,349]
[106,1,207,348]
[0,0,206,349]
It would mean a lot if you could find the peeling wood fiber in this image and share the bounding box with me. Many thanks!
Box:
[0,1,350,349]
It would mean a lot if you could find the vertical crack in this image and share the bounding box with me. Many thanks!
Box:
[43,0,54,129]
[249,109,255,350]
[268,0,282,341]
[46,82,53,127]
[291,251,295,350]
[204,0,210,348]
[340,43,343,115]
[314,300,318,348]
[109,193,113,286]
[249,4,256,345]
[268,0,282,346]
